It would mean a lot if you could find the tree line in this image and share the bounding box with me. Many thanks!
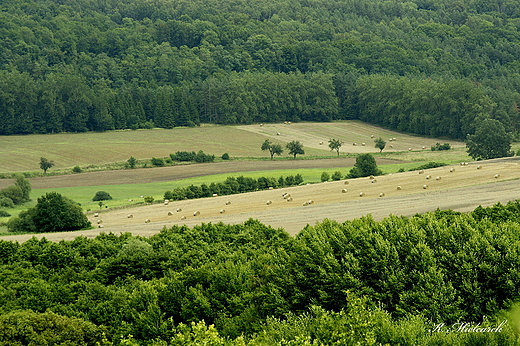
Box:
[0,203,519,344]
[1,0,520,138]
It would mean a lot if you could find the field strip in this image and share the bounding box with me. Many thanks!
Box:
[2,159,520,242]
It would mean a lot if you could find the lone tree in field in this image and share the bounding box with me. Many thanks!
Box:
[127,156,137,169]
[7,192,90,233]
[286,140,305,158]
[39,157,54,174]
[261,139,283,160]
[374,137,386,152]
[328,138,343,157]
[347,153,382,178]
[466,119,513,160]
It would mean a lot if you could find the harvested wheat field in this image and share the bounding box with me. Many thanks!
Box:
[2,158,520,243]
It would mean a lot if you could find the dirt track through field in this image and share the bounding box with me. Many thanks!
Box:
[0,158,400,189]
[3,158,520,243]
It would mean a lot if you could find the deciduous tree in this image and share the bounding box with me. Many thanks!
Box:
[466,119,513,160]
[286,140,305,159]
[39,157,54,174]
[261,139,283,160]
[328,138,343,157]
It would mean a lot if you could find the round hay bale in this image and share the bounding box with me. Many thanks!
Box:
[167,211,174,216]
[98,224,104,228]
[435,176,441,180]
[397,186,402,190]
[342,189,348,193]
[426,175,431,179]
[389,138,393,141]
[164,200,169,205]
[369,175,375,179]
[352,142,356,146]
[419,170,424,174]
[176,208,182,212]
[97,219,103,224]
[180,216,186,220]
[379,192,385,197]
[127,214,133,218]
[266,200,272,205]
[344,180,349,185]
[450,168,455,172]
[422,146,426,149]
[287,197,293,202]
[393,138,396,141]
[495,174,500,178]
[94,213,99,217]
[319,141,324,145]
[220,209,225,214]
[371,179,377,183]
[408,148,412,151]
[477,165,482,169]
[193,211,200,216]
[361,143,365,146]
[225,201,231,205]
[303,201,308,206]
[212,193,218,197]
[389,144,393,148]
[277,132,281,135]
[144,219,150,223]
[371,134,374,138]
[423,185,428,189]
[308,200,314,205]
[359,192,365,197]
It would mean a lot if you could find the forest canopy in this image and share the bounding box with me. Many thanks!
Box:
[0,0,519,138]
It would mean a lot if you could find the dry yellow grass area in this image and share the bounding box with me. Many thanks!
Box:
[3,158,520,243]
[238,121,465,153]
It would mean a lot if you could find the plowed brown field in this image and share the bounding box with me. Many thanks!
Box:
[2,158,520,243]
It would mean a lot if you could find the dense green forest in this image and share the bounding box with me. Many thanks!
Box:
[1,0,520,138]
[0,203,519,345]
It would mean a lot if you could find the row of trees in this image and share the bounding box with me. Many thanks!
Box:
[163,174,303,201]
[261,139,305,159]
[0,202,519,344]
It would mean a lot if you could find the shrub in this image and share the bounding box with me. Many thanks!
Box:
[171,151,196,161]
[431,142,451,151]
[321,172,330,182]
[347,154,382,178]
[92,191,112,201]
[0,210,10,217]
[331,171,343,181]
[8,192,90,233]
[72,166,82,173]
[0,186,24,205]
[144,196,154,203]
[221,153,230,160]
[294,174,303,185]
[151,157,165,166]
[127,156,137,169]
[0,197,14,208]
[194,150,215,163]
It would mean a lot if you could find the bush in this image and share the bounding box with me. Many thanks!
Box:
[221,153,230,160]
[347,153,382,178]
[127,156,137,169]
[0,210,10,217]
[194,150,215,163]
[331,171,343,181]
[72,166,82,173]
[8,192,90,233]
[92,191,112,201]
[0,197,14,208]
[171,151,196,161]
[144,196,154,203]
[321,172,330,182]
[431,143,451,151]
[0,185,24,205]
[151,157,165,166]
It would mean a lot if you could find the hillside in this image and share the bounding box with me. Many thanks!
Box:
[0,121,465,173]
[0,0,519,137]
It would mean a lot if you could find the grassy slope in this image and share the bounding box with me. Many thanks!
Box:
[0,121,469,174]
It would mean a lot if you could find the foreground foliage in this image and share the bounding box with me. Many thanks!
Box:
[0,202,520,344]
